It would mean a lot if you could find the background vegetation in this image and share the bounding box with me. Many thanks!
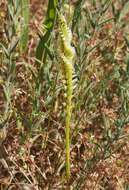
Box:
[0,0,129,189]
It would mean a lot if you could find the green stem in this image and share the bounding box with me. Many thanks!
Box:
[66,103,71,179]
[65,64,73,179]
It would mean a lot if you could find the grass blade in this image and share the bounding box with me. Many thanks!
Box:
[35,0,58,63]
[20,0,29,52]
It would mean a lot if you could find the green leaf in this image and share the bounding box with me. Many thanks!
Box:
[36,0,58,64]
[20,0,29,52]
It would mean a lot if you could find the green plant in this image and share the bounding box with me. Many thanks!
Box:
[57,10,76,179]
[33,0,58,114]
[20,0,29,52]
[0,1,129,189]
[36,0,57,63]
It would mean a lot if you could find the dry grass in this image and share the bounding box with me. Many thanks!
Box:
[0,0,129,189]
